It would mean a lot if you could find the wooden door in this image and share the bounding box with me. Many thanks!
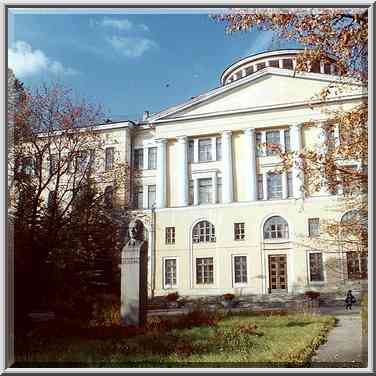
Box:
[268,255,288,292]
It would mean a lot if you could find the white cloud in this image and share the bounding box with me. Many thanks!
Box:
[99,17,133,31]
[8,41,77,78]
[107,36,157,58]
[244,31,276,57]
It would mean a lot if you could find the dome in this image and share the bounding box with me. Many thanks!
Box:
[220,49,336,86]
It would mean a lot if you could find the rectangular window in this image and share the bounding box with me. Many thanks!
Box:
[256,132,263,156]
[257,174,264,200]
[188,140,194,163]
[256,62,266,71]
[266,131,280,156]
[196,257,214,284]
[133,186,143,209]
[216,137,222,161]
[217,177,222,203]
[199,139,212,162]
[284,130,291,151]
[23,157,34,175]
[324,63,331,75]
[245,66,254,75]
[347,252,368,280]
[309,252,324,282]
[198,178,212,204]
[269,60,279,68]
[134,149,144,170]
[165,227,176,245]
[234,223,245,240]
[148,147,157,170]
[189,179,194,205]
[267,172,282,199]
[148,185,156,209]
[282,59,293,69]
[164,258,177,288]
[105,147,114,171]
[234,256,248,285]
[287,172,293,197]
[308,218,320,237]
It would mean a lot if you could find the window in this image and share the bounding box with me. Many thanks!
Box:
[164,258,177,288]
[282,59,293,69]
[267,172,282,199]
[233,256,247,285]
[257,174,264,200]
[189,179,194,205]
[198,178,212,204]
[105,147,114,171]
[269,60,279,68]
[309,252,324,282]
[347,252,367,280]
[134,149,144,170]
[236,72,242,80]
[22,157,34,175]
[216,137,222,161]
[234,223,245,240]
[165,227,175,245]
[256,62,266,70]
[308,218,320,237]
[199,139,212,162]
[188,140,194,162]
[287,172,293,197]
[196,257,214,284]
[245,66,254,75]
[148,147,157,169]
[256,132,263,156]
[266,131,280,156]
[284,130,291,151]
[49,154,58,176]
[324,63,331,75]
[148,185,156,209]
[217,177,222,203]
[264,216,289,240]
[133,186,143,209]
[192,220,216,243]
[104,186,114,208]
[78,150,90,173]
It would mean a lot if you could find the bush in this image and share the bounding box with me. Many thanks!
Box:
[89,294,121,327]
[304,291,320,300]
[223,293,235,301]
[166,292,179,302]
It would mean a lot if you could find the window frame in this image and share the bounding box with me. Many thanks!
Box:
[192,220,216,243]
[105,147,115,171]
[195,257,214,285]
[133,186,143,209]
[147,184,156,209]
[165,226,176,245]
[198,138,212,162]
[263,216,289,240]
[267,172,283,200]
[265,130,280,156]
[163,257,178,289]
[346,251,368,280]
[234,222,245,241]
[308,251,325,283]
[232,254,248,287]
[198,178,212,205]
[308,218,320,237]
[133,148,144,170]
[147,147,157,170]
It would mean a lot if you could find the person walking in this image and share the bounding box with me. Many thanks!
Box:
[345,290,356,310]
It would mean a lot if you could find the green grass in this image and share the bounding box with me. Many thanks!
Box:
[15,313,336,368]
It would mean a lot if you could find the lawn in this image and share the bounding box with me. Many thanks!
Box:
[15,312,336,368]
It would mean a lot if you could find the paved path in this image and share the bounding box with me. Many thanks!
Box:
[311,305,368,368]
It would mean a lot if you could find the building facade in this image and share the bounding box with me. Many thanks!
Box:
[19,49,366,298]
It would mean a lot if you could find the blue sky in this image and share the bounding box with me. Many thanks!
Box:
[8,10,300,122]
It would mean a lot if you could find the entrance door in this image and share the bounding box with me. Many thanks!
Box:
[268,255,288,293]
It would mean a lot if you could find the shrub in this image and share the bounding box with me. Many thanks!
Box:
[304,291,320,300]
[89,294,121,327]
[166,292,179,302]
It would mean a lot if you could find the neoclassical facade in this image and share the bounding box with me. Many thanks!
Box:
[93,49,367,297]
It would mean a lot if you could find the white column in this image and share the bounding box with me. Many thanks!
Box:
[280,129,285,153]
[155,138,167,208]
[262,173,268,200]
[212,172,217,204]
[282,172,288,199]
[317,121,330,195]
[243,128,257,201]
[143,147,149,170]
[193,139,199,163]
[290,124,303,198]
[320,60,325,74]
[265,60,270,67]
[242,68,247,78]
[176,136,188,207]
[221,130,233,203]
[293,59,297,70]
[330,64,336,75]
[143,185,148,209]
[279,59,283,69]
[261,131,266,156]
[211,137,217,161]
[193,178,199,205]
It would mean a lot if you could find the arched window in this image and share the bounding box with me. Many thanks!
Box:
[192,220,216,243]
[340,209,367,238]
[263,216,289,240]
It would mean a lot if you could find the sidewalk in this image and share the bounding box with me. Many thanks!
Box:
[311,305,368,368]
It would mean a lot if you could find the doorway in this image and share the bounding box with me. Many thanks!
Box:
[268,255,288,293]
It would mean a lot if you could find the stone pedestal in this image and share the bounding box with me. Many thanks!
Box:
[120,240,148,327]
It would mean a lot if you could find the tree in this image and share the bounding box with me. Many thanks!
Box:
[10,82,131,326]
[213,8,368,283]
